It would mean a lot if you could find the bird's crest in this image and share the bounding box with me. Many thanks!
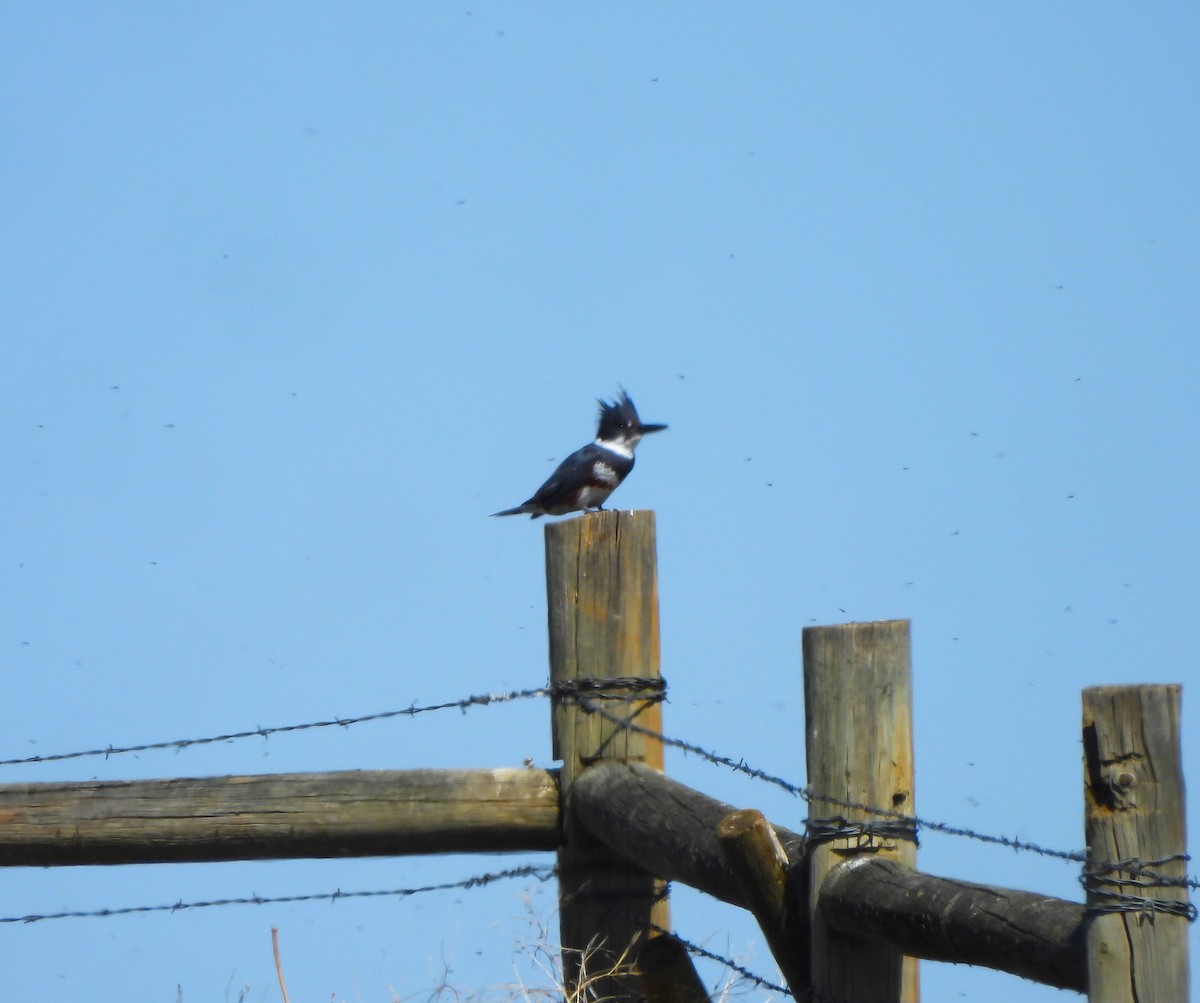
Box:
[596,388,643,441]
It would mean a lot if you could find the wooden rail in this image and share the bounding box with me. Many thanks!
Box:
[0,768,559,865]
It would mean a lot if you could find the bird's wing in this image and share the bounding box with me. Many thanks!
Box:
[527,444,602,505]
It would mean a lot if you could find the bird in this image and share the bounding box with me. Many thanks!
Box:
[492,389,667,518]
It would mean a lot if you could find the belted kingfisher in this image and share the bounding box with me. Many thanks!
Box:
[492,389,667,518]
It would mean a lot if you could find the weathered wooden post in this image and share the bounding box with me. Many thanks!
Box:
[1083,684,1190,1002]
[803,619,918,1003]
[546,510,668,1000]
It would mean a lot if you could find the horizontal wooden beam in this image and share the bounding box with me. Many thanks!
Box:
[819,855,1086,992]
[569,760,804,909]
[0,767,560,866]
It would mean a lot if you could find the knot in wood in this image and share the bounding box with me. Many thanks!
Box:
[1105,768,1138,809]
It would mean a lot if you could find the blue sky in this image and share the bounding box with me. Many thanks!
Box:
[2,4,1197,1000]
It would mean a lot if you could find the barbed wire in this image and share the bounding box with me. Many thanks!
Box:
[0,687,549,768]
[570,692,1092,863]
[646,917,879,1003]
[644,921,788,996]
[0,863,556,925]
[4,679,1197,891]
[2,863,814,1000]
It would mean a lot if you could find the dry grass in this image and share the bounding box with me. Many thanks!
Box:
[275,898,775,1003]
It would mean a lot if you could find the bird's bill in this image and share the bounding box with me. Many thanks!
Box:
[638,422,668,434]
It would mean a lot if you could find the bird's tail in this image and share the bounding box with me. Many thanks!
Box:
[490,504,542,518]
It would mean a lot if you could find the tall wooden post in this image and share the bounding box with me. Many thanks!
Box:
[1083,685,1190,1002]
[547,510,668,1000]
[803,620,918,1003]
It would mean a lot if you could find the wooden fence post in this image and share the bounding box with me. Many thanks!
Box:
[803,620,918,1003]
[546,510,668,1000]
[1082,685,1190,1002]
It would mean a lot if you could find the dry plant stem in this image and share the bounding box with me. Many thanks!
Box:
[272,926,291,1003]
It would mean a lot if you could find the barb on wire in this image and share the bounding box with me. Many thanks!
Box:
[0,864,556,925]
[572,692,1090,864]
[0,687,550,769]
